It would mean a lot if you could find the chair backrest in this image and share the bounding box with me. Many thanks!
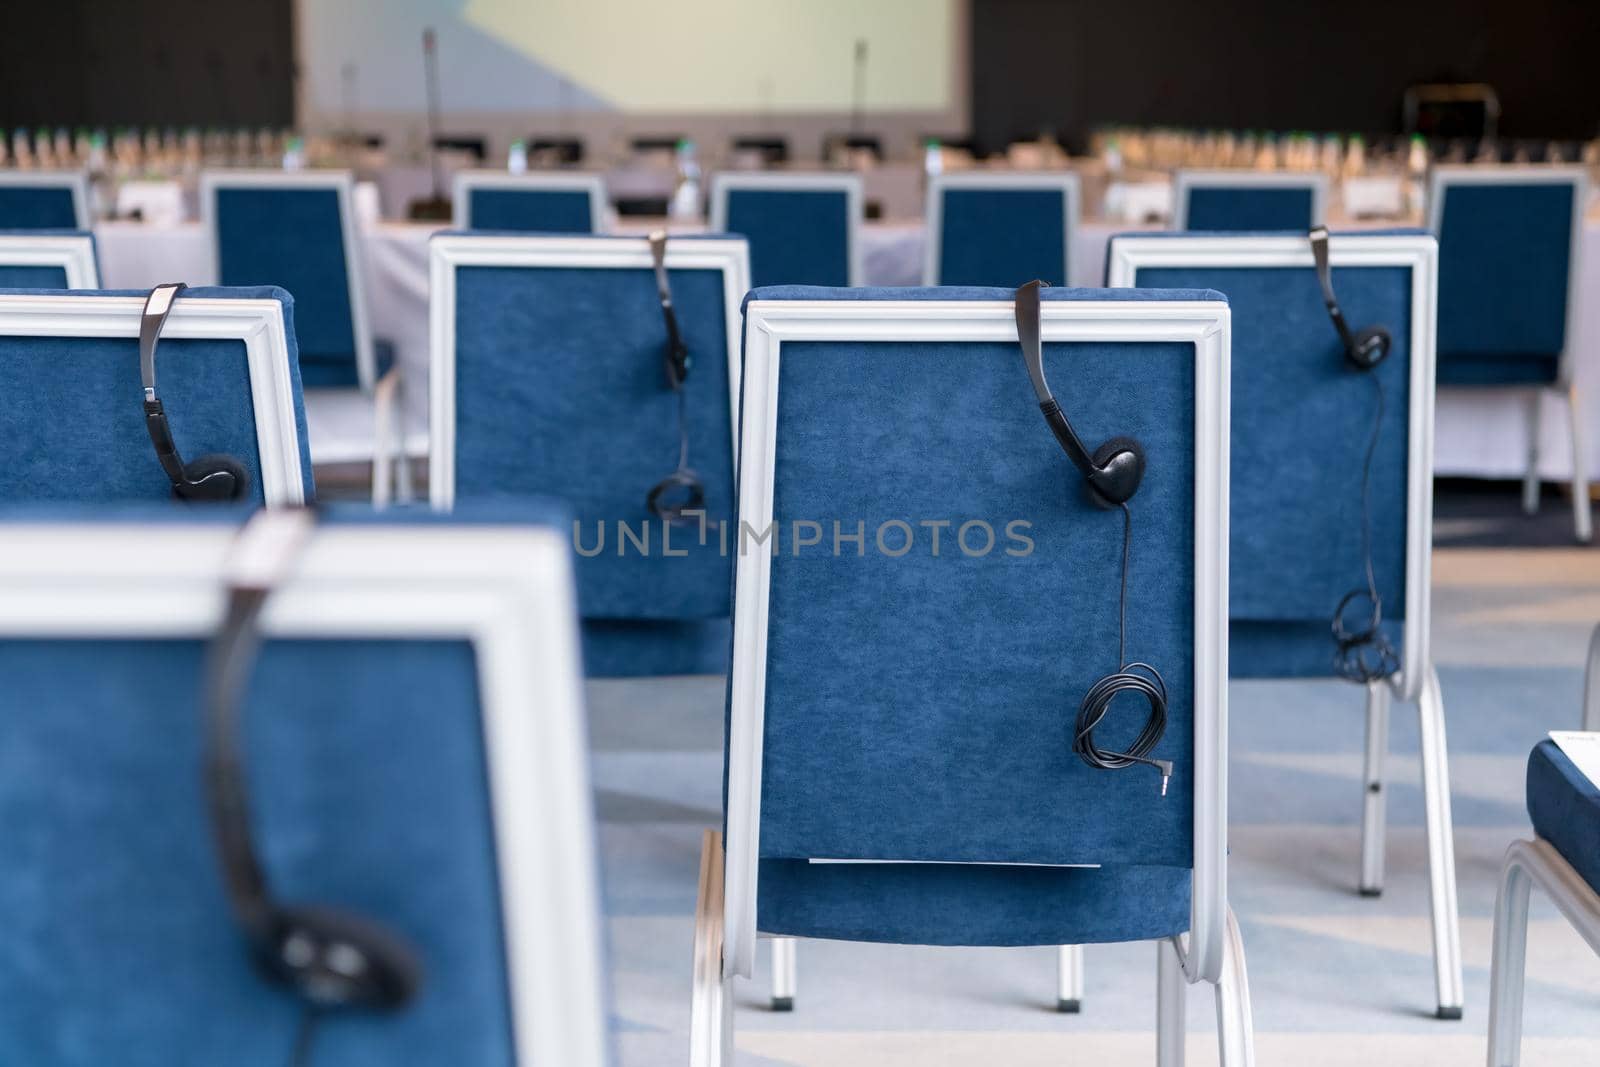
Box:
[722,285,1232,984]
[709,173,861,287]
[0,506,608,1067]
[1108,231,1437,698]
[0,286,313,505]
[0,230,99,288]
[1174,170,1328,232]
[924,172,1080,286]
[0,170,88,230]
[452,171,609,234]
[201,170,375,391]
[1427,165,1585,385]
[430,233,749,676]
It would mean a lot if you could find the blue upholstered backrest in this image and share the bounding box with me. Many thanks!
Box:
[0,286,315,504]
[0,186,78,229]
[467,188,594,233]
[936,187,1069,286]
[446,239,735,623]
[212,185,360,388]
[0,505,577,1065]
[1126,235,1415,678]
[724,188,850,287]
[0,264,66,288]
[1434,178,1575,382]
[1184,186,1316,232]
[747,285,1218,871]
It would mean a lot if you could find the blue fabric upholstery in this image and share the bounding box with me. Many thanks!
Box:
[1184,186,1317,232]
[0,186,78,230]
[0,265,66,288]
[213,186,363,389]
[0,286,315,504]
[446,238,738,675]
[1435,181,1575,387]
[724,188,851,287]
[739,284,1222,946]
[1526,739,1600,894]
[936,187,1069,286]
[467,188,594,233]
[1126,242,1414,679]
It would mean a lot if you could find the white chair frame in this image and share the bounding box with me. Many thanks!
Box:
[0,516,609,1066]
[922,170,1081,286]
[1104,232,1462,1019]
[692,294,1253,1066]
[1172,169,1330,231]
[0,232,99,287]
[708,172,864,287]
[452,170,611,233]
[0,169,90,229]
[199,169,406,503]
[1426,164,1591,543]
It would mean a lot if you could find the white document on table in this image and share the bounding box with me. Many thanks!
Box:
[1550,731,1600,788]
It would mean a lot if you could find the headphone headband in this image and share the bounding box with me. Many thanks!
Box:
[648,231,690,389]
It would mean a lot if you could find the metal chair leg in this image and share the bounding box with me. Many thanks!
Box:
[770,936,797,1011]
[1566,384,1591,543]
[1213,909,1256,1067]
[1359,680,1391,896]
[1157,938,1185,1067]
[1056,944,1083,1012]
[690,830,734,1067]
[1486,846,1533,1067]
[1584,624,1600,732]
[1522,390,1542,515]
[1417,665,1465,1019]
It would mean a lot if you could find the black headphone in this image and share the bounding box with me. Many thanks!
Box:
[1015,281,1171,792]
[141,282,252,502]
[1310,226,1392,371]
[1309,229,1400,683]
[204,509,420,1057]
[1016,280,1146,508]
[644,232,706,525]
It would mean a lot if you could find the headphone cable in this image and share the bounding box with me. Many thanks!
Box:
[1332,373,1399,684]
[1072,503,1173,794]
[289,1005,321,1067]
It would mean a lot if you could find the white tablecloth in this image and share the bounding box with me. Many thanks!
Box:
[94,217,1600,480]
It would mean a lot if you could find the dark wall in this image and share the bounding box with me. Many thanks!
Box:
[0,0,294,128]
[972,0,1600,154]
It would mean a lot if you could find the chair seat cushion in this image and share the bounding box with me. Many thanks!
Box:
[757,859,1190,946]
[1437,353,1559,387]
[1527,739,1600,893]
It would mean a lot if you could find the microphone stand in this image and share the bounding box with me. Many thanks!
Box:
[408,26,452,220]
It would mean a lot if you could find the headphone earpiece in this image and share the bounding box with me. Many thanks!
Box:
[1348,325,1392,370]
[1085,435,1146,508]
[260,904,422,1011]
[175,453,250,502]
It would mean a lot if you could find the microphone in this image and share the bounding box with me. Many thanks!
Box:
[408,27,452,220]
[850,39,868,136]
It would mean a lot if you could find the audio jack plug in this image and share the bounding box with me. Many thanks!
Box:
[1156,760,1173,796]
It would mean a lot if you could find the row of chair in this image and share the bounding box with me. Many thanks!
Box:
[5,212,1599,1062]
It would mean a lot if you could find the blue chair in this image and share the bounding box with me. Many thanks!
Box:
[452,170,609,232]
[1173,170,1328,232]
[1427,165,1591,542]
[0,230,99,288]
[1487,738,1600,1066]
[0,286,313,505]
[1108,230,1463,1019]
[201,170,407,503]
[923,172,1079,286]
[691,285,1253,1065]
[0,504,609,1066]
[0,170,89,230]
[709,172,861,287]
[429,232,750,677]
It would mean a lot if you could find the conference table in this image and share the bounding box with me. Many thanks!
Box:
[94,214,1600,481]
